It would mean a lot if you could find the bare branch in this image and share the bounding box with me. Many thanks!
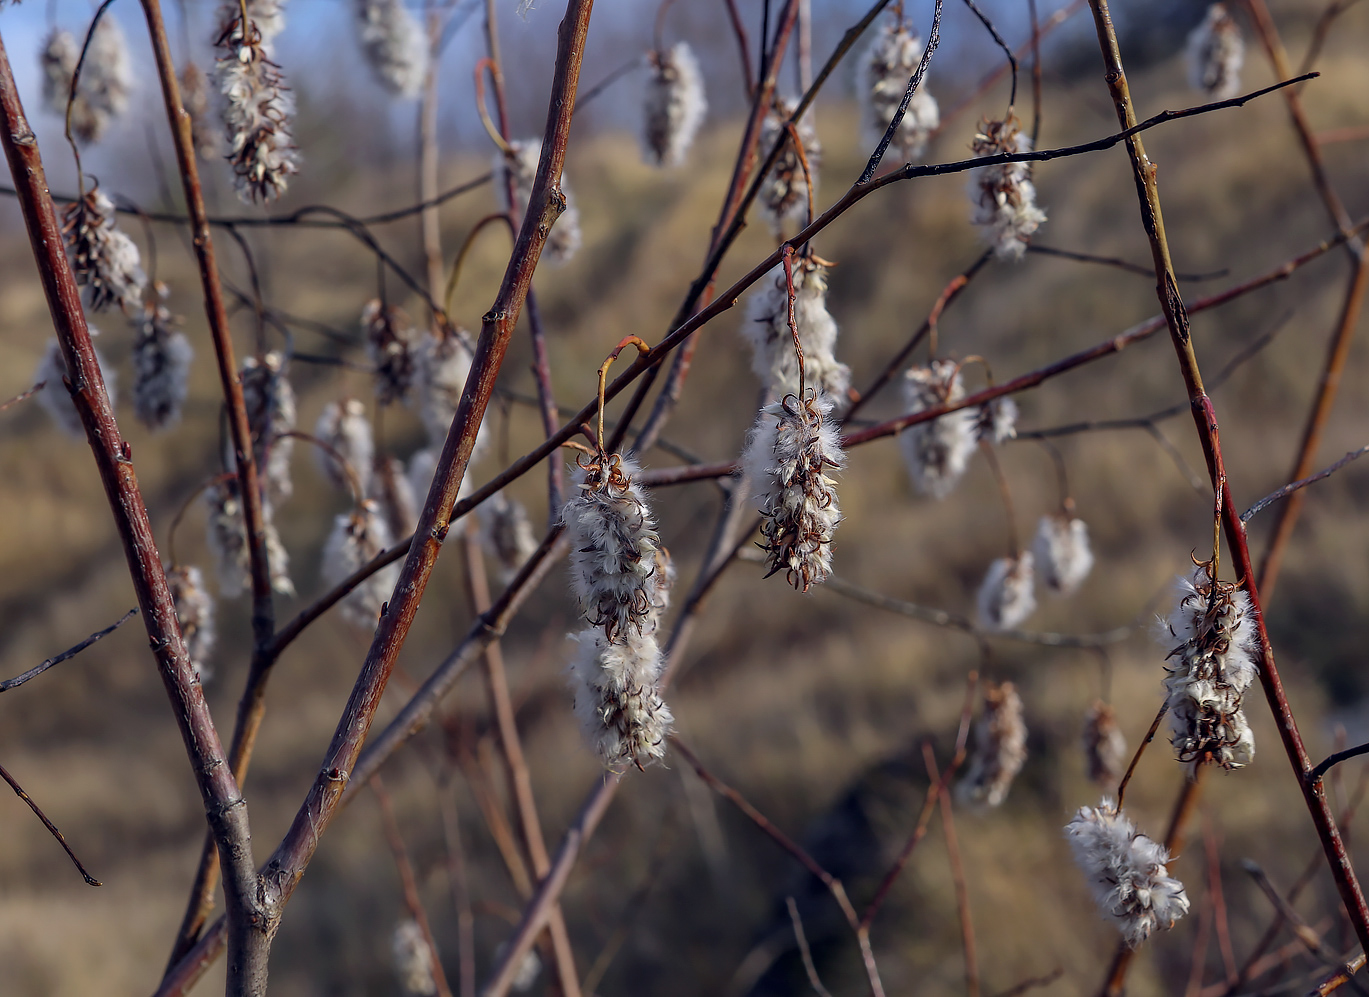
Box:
[0,760,101,886]
[0,608,137,693]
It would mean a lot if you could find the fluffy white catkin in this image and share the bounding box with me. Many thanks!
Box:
[166,565,216,682]
[1083,700,1128,785]
[34,336,118,439]
[1066,798,1190,948]
[976,396,1017,444]
[969,117,1046,260]
[977,552,1037,631]
[62,188,146,313]
[240,351,296,501]
[412,329,488,462]
[1159,564,1258,772]
[1032,513,1094,596]
[40,18,131,145]
[321,500,398,628]
[391,920,437,997]
[215,4,300,203]
[203,481,294,597]
[857,16,939,164]
[40,29,79,119]
[740,259,851,405]
[742,392,845,591]
[369,454,419,538]
[131,286,193,431]
[567,627,673,771]
[957,680,1027,808]
[642,42,707,168]
[1187,4,1243,101]
[356,0,429,98]
[313,398,374,496]
[479,490,539,585]
[898,360,977,499]
[494,138,582,266]
[758,99,822,237]
[363,299,419,406]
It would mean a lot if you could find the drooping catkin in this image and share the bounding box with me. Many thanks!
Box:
[976,552,1037,632]
[362,299,419,406]
[969,116,1046,260]
[407,447,473,531]
[313,398,374,496]
[412,329,488,458]
[957,679,1028,808]
[742,391,845,592]
[857,16,939,164]
[567,627,673,770]
[1159,563,1258,773]
[240,0,289,51]
[40,29,79,118]
[976,396,1017,444]
[369,454,419,538]
[1032,513,1094,596]
[203,480,294,597]
[757,99,822,237]
[215,4,300,204]
[321,500,398,628]
[167,565,216,682]
[740,258,851,405]
[355,0,429,98]
[180,62,222,160]
[391,920,437,997]
[898,360,977,500]
[1065,798,1190,948]
[1082,700,1128,785]
[42,16,132,144]
[479,490,539,585]
[1187,4,1243,101]
[494,138,582,266]
[240,351,297,501]
[563,452,667,641]
[642,41,707,168]
[131,284,193,431]
[62,187,146,313]
[34,336,117,439]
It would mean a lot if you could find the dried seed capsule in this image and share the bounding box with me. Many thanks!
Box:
[642,41,707,168]
[857,15,939,163]
[1082,700,1128,785]
[478,490,539,585]
[215,5,300,203]
[33,336,117,439]
[131,284,194,431]
[240,351,297,502]
[313,398,374,496]
[969,116,1046,260]
[976,552,1036,631]
[203,480,294,597]
[740,258,851,406]
[898,360,978,499]
[362,299,419,406]
[494,138,581,266]
[957,679,1027,808]
[321,499,398,628]
[742,391,845,591]
[391,920,437,997]
[757,99,822,237]
[62,187,146,313]
[567,627,672,771]
[356,0,429,98]
[1187,4,1243,101]
[1032,513,1094,596]
[167,565,216,682]
[1066,797,1190,948]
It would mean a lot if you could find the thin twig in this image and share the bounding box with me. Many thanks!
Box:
[924,743,979,997]
[1028,243,1229,281]
[1243,446,1369,523]
[0,608,137,693]
[0,381,46,412]
[0,760,101,886]
[787,897,835,997]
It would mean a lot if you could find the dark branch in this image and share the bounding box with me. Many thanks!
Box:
[0,608,138,693]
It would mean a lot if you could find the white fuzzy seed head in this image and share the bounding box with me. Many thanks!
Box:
[46,16,131,144]
[976,396,1017,444]
[1083,700,1128,785]
[240,351,296,502]
[642,42,707,168]
[1159,563,1259,773]
[167,564,216,682]
[34,336,117,439]
[321,500,398,628]
[977,552,1037,631]
[1066,797,1190,947]
[1032,513,1094,596]
[495,138,581,265]
[898,360,977,499]
[131,284,193,431]
[368,453,419,538]
[563,452,666,641]
[391,920,437,997]
[203,481,294,597]
[741,258,851,405]
[567,628,673,771]
[40,29,79,119]
[361,299,419,406]
[479,490,540,585]
[957,679,1028,808]
[857,16,939,164]
[215,6,300,203]
[1187,4,1243,101]
[969,117,1046,260]
[758,99,822,237]
[742,391,845,592]
[356,0,429,98]
[314,398,374,496]
[412,329,489,459]
[62,187,146,313]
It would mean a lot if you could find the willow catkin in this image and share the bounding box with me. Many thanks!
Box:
[1082,700,1127,785]
[740,258,851,405]
[1159,563,1258,773]
[362,299,419,406]
[369,454,419,538]
[1066,798,1190,947]
[976,396,1017,444]
[976,552,1037,632]
[43,16,132,144]
[494,138,582,266]
[167,565,216,682]
[898,360,977,499]
[1032,513,1094,596]
[1187,4,1243,101]
[757,99,822,237]
[203,480,295,597]
[313,398,374,496]
[180,62,221,160]
[478,490,539,585]
[957,679,1028,808]
[215,3,300,204]
[356,0,428,98]
[412,329,483,454]
[567,627,673,771]
[742,391,845,591]
[240,351,297,501]
[62,187,146,313]
[969,116,1046,260]
[857,15,939,164]
[131,285,193,431]
[642,41,707,168]
[321,500,398,628]
[40,29,78,118]
[33,336,117,439]
[391,920,437,997]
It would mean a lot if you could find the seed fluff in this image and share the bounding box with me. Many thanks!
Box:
[898,360,978,499]
[1032,513,1094,596]
[313,398,374,496]
[757,98,822,237]
[957,679,1028,808]
[976,552,1037,632]
[215,3,300,203]
[857,15,939,164]
[356,0,429,98]
[642,41,707,168]
[494,138,581,266]
[321,499,399,628]
[740,257,851,405]
[131,284,194,431]
[969,116,1046,260]
[62,186,146,313]
[1187,4,1243,101]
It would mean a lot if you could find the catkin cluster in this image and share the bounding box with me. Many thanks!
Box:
[968,116,1046,260]
[957,679,1028,807]
[740,258,850,404]
[1031,513,1094,596]
[1066,798,1190,948]
[494,139,582,266]
[642,42,707,168]
[857,16,939,164]
[321,500,398,628]
[241,351,297,501]
[215,4,300,203]
[1160,563,1258,773]
[898,360,978,499]
[758,99,822,237]
[131,285,194,432]
[1187,4,1243,101]
[355,0,429,98]
[61,187,146,313]
[40,17,131,144]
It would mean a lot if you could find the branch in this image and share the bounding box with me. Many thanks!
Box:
[1243,445,1369,523]
[0,760,101,886]
[0,608,137,693]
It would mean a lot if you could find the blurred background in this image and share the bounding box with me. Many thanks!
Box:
[2,0,1369,994]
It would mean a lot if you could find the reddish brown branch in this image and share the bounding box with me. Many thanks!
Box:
[924,744,979,997]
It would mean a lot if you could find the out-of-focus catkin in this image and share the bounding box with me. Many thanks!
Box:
[899,361,977,500]
[969,116,1045,260]
[857,16,939,164]
[369,454,419,538]
[391,920,437,997]
[313,398,374,496]
[362,299,419,406]
[494,138,581,266]
[1187,4,1243,101]
[976,552,1037,632]
[642,41,707,168]
[957,679,1027,808]
[203,480,294,597]
[167,565,216,682]
[356,0,429,98]
[215,4,300,203]
[1066,798,1190,947]
[1032,513,1094,596]
[240,351,297,502]
[758,100,822,237]
[131,284,193,432]
[1083,700,1128,785]
[479,490,539,585]
[180,62,222,160]
[321,500,398,628]
[34,336,117,439]
[740,258,850,405]
[62,187,146,313]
